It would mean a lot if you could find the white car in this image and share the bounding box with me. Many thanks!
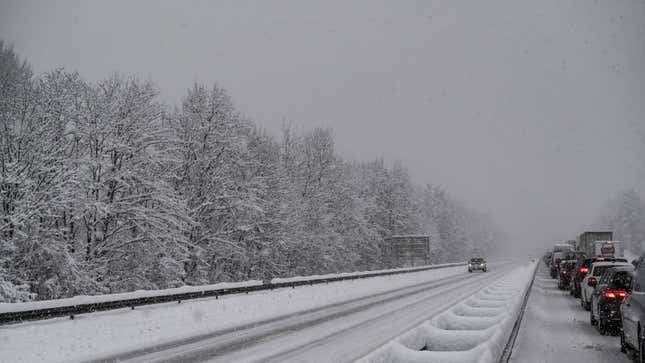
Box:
[580,261,631,310]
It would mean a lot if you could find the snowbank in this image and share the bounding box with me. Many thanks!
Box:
[0,262,464,314]
[357,262,537,363]
[0,264,473,363]
[0,280,263,314]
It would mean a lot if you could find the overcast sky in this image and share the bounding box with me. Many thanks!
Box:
[1,0,644,253]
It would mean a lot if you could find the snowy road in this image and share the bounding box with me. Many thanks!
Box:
[90,262,516,363]
[510,262,631,363]
[1,262,520,363]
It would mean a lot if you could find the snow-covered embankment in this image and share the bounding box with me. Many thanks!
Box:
[357,262,537,363]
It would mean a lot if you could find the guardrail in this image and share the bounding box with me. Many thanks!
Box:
[0,262,465,325]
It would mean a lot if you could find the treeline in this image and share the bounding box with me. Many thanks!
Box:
[592,189,645,256]
[0,42,504,302]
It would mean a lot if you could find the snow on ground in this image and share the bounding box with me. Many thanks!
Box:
[509,262,631,363]
[271,262,464,283]
[0,280,263,314]
[0,262,463,314]
[0,264,468,363]
[357,262,536,363]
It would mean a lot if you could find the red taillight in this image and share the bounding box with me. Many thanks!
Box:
[580,268,588,273]
[555,264,559,268]
[604,290,628,299]
[588,277,597,284]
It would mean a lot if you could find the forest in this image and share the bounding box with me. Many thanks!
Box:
[0,41,505,302]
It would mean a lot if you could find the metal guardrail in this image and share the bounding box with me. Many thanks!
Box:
[0,262,466,325]
[498,261,539,363]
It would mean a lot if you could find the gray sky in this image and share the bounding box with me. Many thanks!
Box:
[1,0,644,252]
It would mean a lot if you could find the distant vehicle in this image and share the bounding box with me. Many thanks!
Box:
[558,260,577,290]
[551,244,574,278]
[577,231,613,257]
[580,261,631,310]
[571,256,627,298]
[553,243,575,253]
[593,240,624,258]
[590,265,634,335]
[468,258,487,272]
[620,256,645,358]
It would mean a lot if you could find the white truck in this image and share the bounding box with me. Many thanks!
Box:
[594,240,624,258]
[577,231,613,257]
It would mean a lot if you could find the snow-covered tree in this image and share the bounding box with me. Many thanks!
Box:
[0,42,507,300]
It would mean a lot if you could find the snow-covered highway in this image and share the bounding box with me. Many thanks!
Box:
[121,263,516,363]
[0,261,525,363]
[510,262,631,363]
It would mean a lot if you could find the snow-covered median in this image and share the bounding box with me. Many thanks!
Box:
[357,262,537,363]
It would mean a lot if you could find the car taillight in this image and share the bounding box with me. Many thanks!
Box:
[580,268,588,273]
[588,277,597,284]
[604,290,628,299]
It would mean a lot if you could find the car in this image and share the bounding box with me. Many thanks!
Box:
[550,245,575,278]
[590,265,634,335]
[468,258,487,272]
[571,256,627,298]
[620,256,645,359]
[558,260,577,290]
[550,252,565,278]
[581,261,631,310]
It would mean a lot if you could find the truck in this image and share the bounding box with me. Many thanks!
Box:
[594,240,624,258]
[576,231,613,257]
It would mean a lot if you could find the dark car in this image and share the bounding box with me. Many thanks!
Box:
[558,260,577,290]
[571,256,627,298]
[550,250,577,279]
[590,265,634,335]
[550,253,564,278]
[620,256,645,358]
[468,257,487,272]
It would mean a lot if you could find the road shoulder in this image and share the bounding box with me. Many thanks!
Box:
[510,263,631,363]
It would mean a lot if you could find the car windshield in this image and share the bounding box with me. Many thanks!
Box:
[593,265,626,277]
